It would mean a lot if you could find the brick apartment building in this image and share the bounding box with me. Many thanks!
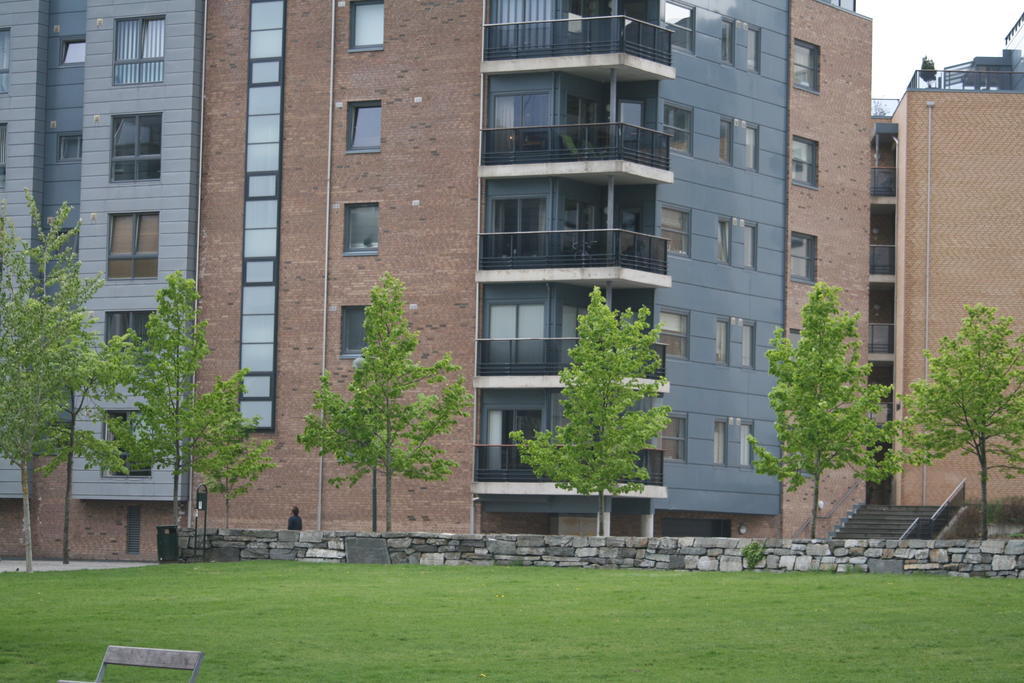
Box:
[5,1,1010,562]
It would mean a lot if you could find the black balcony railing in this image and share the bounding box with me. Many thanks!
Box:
[479,228,667,274]
[477,338,666,378]
[871,167,896,196]
[484,15,672,66]
[908,69,1024,92]
[869,323,895,353]
[869,245,895,275]
[474,444,664,485]
[481,122,670,170]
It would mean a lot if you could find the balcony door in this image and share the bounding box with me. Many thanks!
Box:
[488,302,545,367]
[490,0,556,22]
[482,408,543,472]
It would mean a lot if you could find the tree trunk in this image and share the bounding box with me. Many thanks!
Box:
[810,474,821,539]
[172,439,182,528]
[385,466,393,533]
[225,497,230,530]
[371,466,378,532]
[20,462,33,573]
[63,411,75,564]
[979,441,988,540]
[597,492,606,536]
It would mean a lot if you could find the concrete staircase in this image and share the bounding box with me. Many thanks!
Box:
[830,505,952,540]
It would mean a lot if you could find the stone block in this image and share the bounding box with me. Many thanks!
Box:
[794,556,812,571]
[1004,540,1024,555]
[684,556,700,570]
[606,537,626,548]
[387,537,412,549]
[488,540,517,555]
[327,540,345,551]
[779,555,795,571]
[929,549,948,563]
[720,556,743,572]
[269,548,297,560]
[667,555,687,570]
[208,546,240,562]
[575,547,598,558]
[834,548,849,557]
[544,535,571,547]
[992,555,1016,571]
[844,539,865,548]
[980,540,1005,554]
[697,556,718,571]
[516,546,545,556]
[867,559,903,574]
[305,548,344,560]
[806,544,828,556]
[346,537,391,564]
[647,553,670,562]
[420,553,446,566]
[517,535,545,547]
[299,531,324,544]
[240,548,270,560]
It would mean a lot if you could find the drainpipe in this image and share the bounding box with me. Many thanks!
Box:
[317,0,339,531]
[922,101,934,505]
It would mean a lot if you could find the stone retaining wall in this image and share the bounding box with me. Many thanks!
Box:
[177,529,1024,578]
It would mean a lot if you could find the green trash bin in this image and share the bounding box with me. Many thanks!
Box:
[157,525,179,563]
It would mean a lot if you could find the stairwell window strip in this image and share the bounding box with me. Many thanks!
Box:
[738,422,753,466]
[713,420,727,465]
[0,123,6,189]
[113,17,165,85]
[0,29,10,93]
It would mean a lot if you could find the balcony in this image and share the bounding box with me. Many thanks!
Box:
[477,338,666,378]
[478,228,669,288]
[907,69,1024,92]
[869,323,895,354]
[474,444,664,486]
[482,16,675,82]
[480,123,673,185]
[869,245,895,275]
[870,168,896,196]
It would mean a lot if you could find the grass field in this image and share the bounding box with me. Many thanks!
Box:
[3,562,1023,681]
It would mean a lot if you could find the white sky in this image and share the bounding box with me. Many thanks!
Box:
[856,0,1024,99]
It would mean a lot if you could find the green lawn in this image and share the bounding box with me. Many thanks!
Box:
[3,563,1023,681]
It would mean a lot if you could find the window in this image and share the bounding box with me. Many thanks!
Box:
[114,17,165,85]
[660,311,688,358]
[741,220,756,268]
[741,322,755,367]
[58,133,81,161]
[347,101,381,151]
[345,203,379,254]
[793,40,820,91]
[663,104,692,155]
[666,2,695,51]
[792,137,818,187]
[719,119,732,163]
[791,233,817,282]
[663,416,686,461]
[106,310,152,341]
[62,39,86,64]
[351,1,384,50]
[721,18,735,64]
[126,506,141,554]
[713,420,727,465]
[747,26,761,72]
[0,29,9,93]
[489,303,543,338]
[341,306,367,356]
[108,214,158,278]
[104,411,151,477]
[739,421,753,466]
[661,207,689,257]
[715,319,729,363]
[0,123,6,189]
[111,114,161,181]
[716,218,731,263]
[493,197,545,232]
[742,123,758,170]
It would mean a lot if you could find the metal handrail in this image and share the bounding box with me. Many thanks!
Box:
[484,14,664,32]
[898,478,966,540]
[481,121,668,138]
[796,480,862,538]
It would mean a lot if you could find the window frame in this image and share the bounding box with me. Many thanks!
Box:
[792,136,818,187]
[793,40,820,92]
[740,322,755,368]
[713,419,727,465]
[347,100,382,152]
[108,213,159,279]
[719,118,733,164]
[341,305,367,357]
[741,219,757,269]
[0,29,10,94]
[110,113,162,182]
[741,123,759,171]
[660,205,690,257]
[716,218,731,263]
[61,38,86,65]
[58,133,82,162]
[344,202,380,255]
[715,318,729,364]
[666,2,696,52]
[663,415,687,462]
[350,0,384,51]
[0,123,6,190]
[659,310,689,359]
[663,103,693,156]
[105,310,153,342]
[738,420,754,467]
[746,26,761,73]
[721,18,735,65]
[113,16,166,86]
[791,232,817,282]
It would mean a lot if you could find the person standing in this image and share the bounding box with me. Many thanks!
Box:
[287,506,303,531]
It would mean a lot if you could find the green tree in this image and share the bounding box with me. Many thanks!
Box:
[511,287,669,536]
[299,273,472,532]
[0,195,102,572]
[899,305,1024,539]
[750,282,899,538]
[113,272,270,529]
[191,375,276,528]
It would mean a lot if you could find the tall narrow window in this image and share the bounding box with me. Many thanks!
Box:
[348,101,382,151]
[747,26,761,72]
[666,2,695,51]
[716,219,731,263]
[108,214,159,278]
[713,420,727,465]
[0,29,9,93]
[663,104,692,155]
[660,311,688,359]
[111,114,161,181]
[792,137,818,186]
[719,119,732,163]
[739,422,753,466]
[741,322,755,367]
[793,40,820,91]
[0,123,6,189]
[344,203,379,254]
[351,1,384,49]
[721,18,735,64]
[741,220,756,268]
[341,306,367,356]
[715,320,729,363]
[791,233,817,282]
[661,207,689,256]
[114,17,165,85]
[742,124,758,170]
[663,416,686,461]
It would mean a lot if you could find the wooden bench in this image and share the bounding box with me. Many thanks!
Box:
[59,645,204,682]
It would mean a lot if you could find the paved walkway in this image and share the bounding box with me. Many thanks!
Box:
[0,559,155,573]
